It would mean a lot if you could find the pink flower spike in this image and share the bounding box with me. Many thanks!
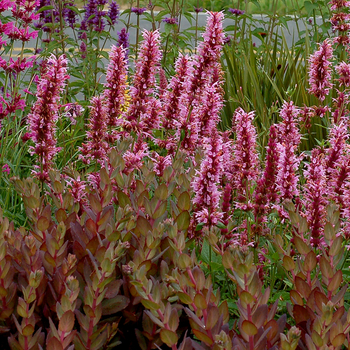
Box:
[79,96,109,165]
[192,128,224,228]
[308,39,333,101]
[27,54,69,181]
[103,45,128,138]
[231,107,260,208]
[303,148,327,247]
[336,61,350,87]
[123,30,162,131]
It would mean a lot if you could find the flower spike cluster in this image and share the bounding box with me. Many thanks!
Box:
[192,128,224,227]
[232,107,259,209]
[79,96,109,165]
[102,45,128,142]
[308,39,333,101]
[276,101,301,202]
[122,30,162,134]
[303,148,328,247]
[27,54,69,181]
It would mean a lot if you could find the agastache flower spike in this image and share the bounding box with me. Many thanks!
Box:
[122,30,162,134]
[232,107,259,209]
[192,128,224,228]
[336,61,350,87]
[253,124,279,233]
[27,54,69,181]
[102,45,128,142]
[276,101,301,202]
[303,148,328,247]
[308,39,333,101]
[79,96,109,165]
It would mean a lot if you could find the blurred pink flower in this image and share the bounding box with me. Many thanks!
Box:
[2,164,10,175]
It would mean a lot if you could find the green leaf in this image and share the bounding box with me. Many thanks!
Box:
[160,329,178,347]
[175,211,190,231]
[201,239,210,265]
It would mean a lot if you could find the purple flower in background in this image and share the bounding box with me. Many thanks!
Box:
[117,28,129,57]
[63,2,78,28]
[228,8,245,16]
[162,17,177,24]
[194,7,203,13]
[131,7,147,15]
[107,1,119,25]
[223,35,233,45]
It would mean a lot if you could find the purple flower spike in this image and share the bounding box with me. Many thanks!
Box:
[27,54,69,181]
[228,8,245,16]
[308,39,333,101]
[131,7,147,15]
[162,17,177,24]
[118,28,129,57]
[194,6,203,13]
[107,1,119,25]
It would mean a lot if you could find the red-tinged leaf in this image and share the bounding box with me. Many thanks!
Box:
[177,253,191,270]
[252,305,268,329]
[218,301,229,324]
[304,251,317,272]
[37,216,50,231]
[328,270,342,293]
[240,291,254,306]
[17,297,28,318]
[305,334,316,350]
[332,306,345,323]
[192,329,213,346]
[295,276,311,299]
[0,286,7,297]
[47,337,64,350]
[178,292,192,305]
[311,330,323,347]
[283,255,295,271]
[160,329,178,347]
[136,216,152,236]
[141,299,160,311]
[176,211,190,231]
[319,256,334,279]
[329,236,342,257]
[331,333,346,347]
[168,308,179,332]
[58,311,75,333]
[85,218,97,236]
[55,208,67,222]
[205,306,219,330]
[101,296,129,315]
[144,310,164,328]
[314,290,328,312]
[153,200,167,219]
[222,250,232,269]
[324,222,335,241]
[241,320,258,336]
[177,192,190,211]
[290,290,303,306]
[265,320,278,341]
[89,193,102,213]
[154,184,168,200]
[75,310,89,332]
[44,251,56,268]
[293,305,313,325]
[194,294,207,310]
[293,236,310,255]
[22,324,34,337]
[91,331,108,349]
[184,308,205,329]
[117,191,131,208]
